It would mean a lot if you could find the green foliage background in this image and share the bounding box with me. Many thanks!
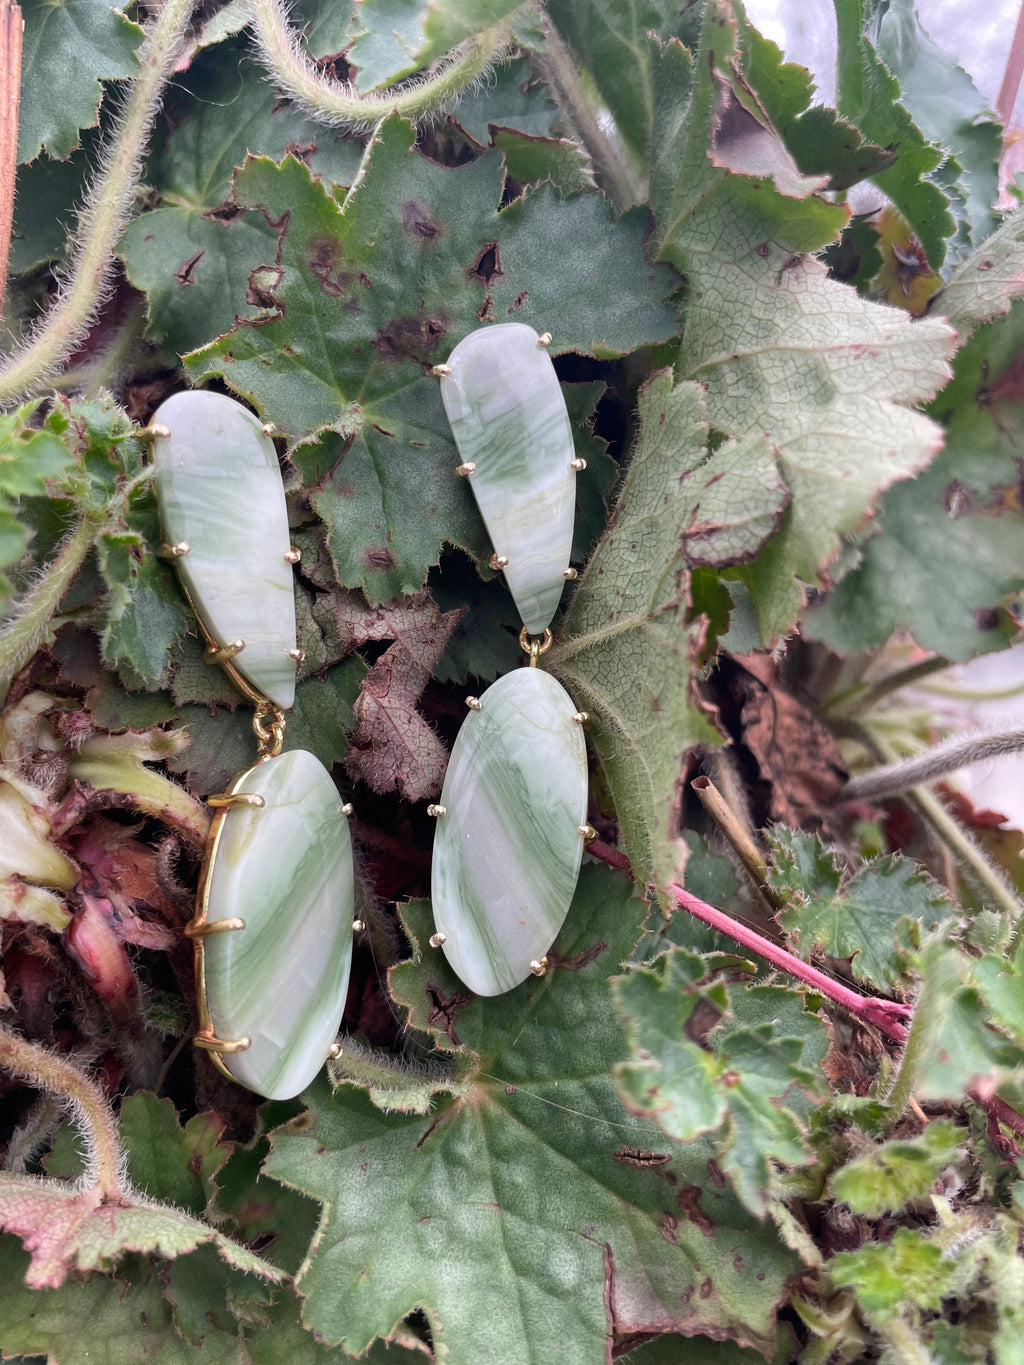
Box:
[2,0,1024,1361]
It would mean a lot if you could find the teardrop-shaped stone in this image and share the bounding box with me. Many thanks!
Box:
[440,324,578,635]
[198,749,354,1100]
[430,667,588,996]
[152,391,297,709]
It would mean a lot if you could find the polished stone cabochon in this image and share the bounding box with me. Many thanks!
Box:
[440,324,578,635]
[201,749,354,1099]
[152,391,297,709]
[431,667,588,996]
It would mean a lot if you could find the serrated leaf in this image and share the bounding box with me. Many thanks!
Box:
[97,509,188,688]
[18,0,143,163]
[832,0,954,269]
[186,118,678,603]
[451,56,560,142]
[265,866,797,1362]
[805,298,1024,660]
[118,1094,231,1215]
[614,949,828,1213]
[648,2,954,642]
[9,134,91,272]
[552,370,781,890]
[829,1227,953,1319]
[768,830,953,990]
[936,209,1024,331]
[492,127,596,197]
[830,1119,966,1216]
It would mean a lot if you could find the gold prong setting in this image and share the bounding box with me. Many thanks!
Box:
[530,956,549,976]
[465,696,482,711]
[578,823,597,842]
[208,791,266,810]
[570,457,587,472]
[489,553,510,571]
[194,1032,252,1055]
[536,332,552,348]
[432,363,453,378]
[288,647,305,663]
[427,804,447,818]
[205,639,245,664]
[563,567,578,580]
[456,462,476,477]
[157,541,191,559]
[284,547,301,564]
[429,931,447,948]
[186,916,247,939]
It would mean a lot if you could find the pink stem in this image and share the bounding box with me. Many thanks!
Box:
[998,0,1024,128]
[587,839,911,1043]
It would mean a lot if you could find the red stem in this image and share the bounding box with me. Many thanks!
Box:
[998,0,1024,128]
[588,840,911,1043]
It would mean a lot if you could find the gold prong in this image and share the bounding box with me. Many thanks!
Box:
[288,647,305,663]
[352,919,364,932]
[563,566,578,580]
[570,457,587,472]
[185,916,246,939]
[578,823,597,841]
[261,422,277,436]
[489,553,510,570]
[342,802,354,817]
[456,461,476,477]
[157,541,190,559]
[205,639,245,664]
[142,422,171,442]
[327,1041,343,1060]
[284,547,301,564]
[571,711,588,725]
[537,332,552,349]
[427,804,446,818]
[465,696,482,711]
[530,956,549,976]
[194,1032,251,1055]
[429,931,447,948]
[432,363,452,378]
[207,791,265,810]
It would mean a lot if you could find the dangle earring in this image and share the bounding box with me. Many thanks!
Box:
[427,324,594,997]
[147,391,356,1100]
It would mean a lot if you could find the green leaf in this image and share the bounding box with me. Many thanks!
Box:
[266,866,798,1362]
[614,948,828,1213]
[118,1094,231,1215]
[805,298,1024,660]
[936,209,1024,331]
[648,3,954,641]
[875,0,1000,260]
[450,56,560,141]
[829,1226,954,1319]
[9,133,93,273]
[832,0,954,269]
[97,508,188,689]
[768,830,953,990]
[187,118,678,602]
[830,1119,966,1217]
[492,127,596,197]
[18,0,144,163]
[552,370,782,890]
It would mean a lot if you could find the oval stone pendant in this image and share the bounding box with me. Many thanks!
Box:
[151,391,298,709]
[191,749,354,1100]
[438,324,579,635]
[430,668,588,996]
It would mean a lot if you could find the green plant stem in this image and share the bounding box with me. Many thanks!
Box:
[841,727,1024,802]
[328,1037,468,1096]
[878,1315,938,1365]
[248,0,509,129]
[841,654,952,717]
[0,1023,123,1196]
[0,0,198,402]
[858,727,1024,930]
[533,17,639,212]
[882,975,932,1128]
[0,514,99,704]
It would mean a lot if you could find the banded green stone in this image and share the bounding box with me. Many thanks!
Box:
[152,391,297,709]
[200,749,354,1100]
[440,324,578,635]
[430,667,588,996]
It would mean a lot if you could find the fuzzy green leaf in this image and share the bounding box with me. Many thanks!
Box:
[936,209,1024,331]
[829,1227,954,1320]
[265,866,797,1363]
[769,830,953,990]
[649,2,954,642]
[18,0,143,163]
[552,371,785,890]
[805,298,1024,660]
[492,127,596,197]
[614,948,828,1214]
[832,0,954,268]
[831,1120,966,1217]
[187,118,678,603]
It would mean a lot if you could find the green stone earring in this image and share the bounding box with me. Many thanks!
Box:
[427,325,594,996]
[147,391,356,1100]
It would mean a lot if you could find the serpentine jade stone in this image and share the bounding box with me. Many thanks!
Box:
[439,324,577,635]
[430,667,588,996]
[200,749,354,1100]
[152,391,297,709]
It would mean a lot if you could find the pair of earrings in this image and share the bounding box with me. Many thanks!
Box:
[150,323,590,1098]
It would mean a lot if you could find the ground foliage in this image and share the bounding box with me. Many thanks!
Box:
[1,0,1024,1362]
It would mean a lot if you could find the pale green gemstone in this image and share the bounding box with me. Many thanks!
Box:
[152,391,297,709]
[200,750,354,1100]
[440,324,577,635]
[430,668,588,996]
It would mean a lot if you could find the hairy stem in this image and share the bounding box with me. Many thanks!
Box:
[0,514,99,704]
[0,1024,123,1196]
[878,1315,938,1365]
[840,726,1024,802]
[249,0,509,129]
[328,1036,468,1097]
[882,976,932,1127]
[0,0,197,401]
[533,17,639,212]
